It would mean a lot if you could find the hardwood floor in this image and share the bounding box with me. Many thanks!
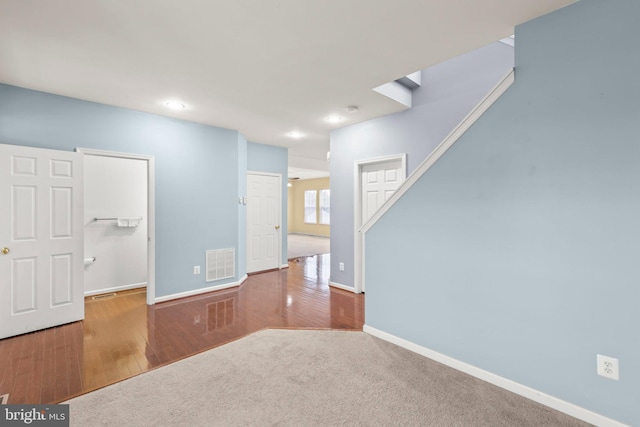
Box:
[0,254,364,404]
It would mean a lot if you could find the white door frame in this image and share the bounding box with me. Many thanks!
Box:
[354,154,406,293]
[76,148,156,305]
[246,171,282,272]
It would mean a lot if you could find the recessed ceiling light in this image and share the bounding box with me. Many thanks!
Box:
[165,101,186,110]
[287,131,304,138]
[325,115,343,123]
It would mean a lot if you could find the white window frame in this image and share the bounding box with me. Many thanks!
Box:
[304,190,317,224]
[319,189,330,225]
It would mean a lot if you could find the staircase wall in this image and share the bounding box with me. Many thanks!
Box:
[329,42,514,288]
[364,1,640,424]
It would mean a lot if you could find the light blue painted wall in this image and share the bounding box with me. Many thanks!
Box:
[365,1,640,424]
[329,42,514,288]
[0,84,245,298]
[247,141,288,264]
[237,133,248,278]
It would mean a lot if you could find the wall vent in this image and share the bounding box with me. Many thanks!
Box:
[206,248,235,282]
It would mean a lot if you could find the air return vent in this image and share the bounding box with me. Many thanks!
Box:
[206,248,235,282]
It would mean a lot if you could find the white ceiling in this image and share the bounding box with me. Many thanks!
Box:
[0,0,575,177]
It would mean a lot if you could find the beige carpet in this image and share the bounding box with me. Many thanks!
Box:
[66,330,589,426]
[288,233,330,259]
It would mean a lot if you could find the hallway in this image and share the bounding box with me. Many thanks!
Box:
[0,254,363,404]
[287,233,330,259]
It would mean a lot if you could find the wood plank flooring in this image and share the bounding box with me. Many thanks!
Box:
[0,254,364,404]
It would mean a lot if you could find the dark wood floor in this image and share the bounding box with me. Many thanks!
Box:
[0,254,364,404]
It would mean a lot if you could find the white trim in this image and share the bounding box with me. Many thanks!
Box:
[247,171,283,273]
[329,281,355,293]
[360,69,515,235]
[363,325,627,427]
[499,35,515,47]
[76,147,157,305]
[280,263,289,269]
[154,274,248,303]
[84,282,147,297]
[373,81,413,108]
[75,148,153,162]
[354,154,407,294]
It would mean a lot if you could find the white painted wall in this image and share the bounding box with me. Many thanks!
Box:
[84,155,148,295]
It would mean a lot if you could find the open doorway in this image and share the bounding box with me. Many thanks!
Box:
[78,148,156,305]
[287,177,330,260]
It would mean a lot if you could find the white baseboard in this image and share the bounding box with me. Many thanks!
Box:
[84,282,147,297]
[363,325,627,427]
[329,281,355,293]
[280,264,289,269]
[154,275,248,303]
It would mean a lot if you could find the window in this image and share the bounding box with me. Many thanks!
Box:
[319,189,330,225]
[304,190,317,224]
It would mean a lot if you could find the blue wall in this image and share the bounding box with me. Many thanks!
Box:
[247,141,289,263]
[237,133,248,278]
[329,42,514,288]
[0,84,286,298]
[365,1,640,424]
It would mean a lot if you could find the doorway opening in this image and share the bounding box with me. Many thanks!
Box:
[77,148,156,305]
[286,176,330,260]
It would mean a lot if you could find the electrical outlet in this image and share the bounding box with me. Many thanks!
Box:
[193,266,200,275]
[339,262,344,271]
[597,354,619,380]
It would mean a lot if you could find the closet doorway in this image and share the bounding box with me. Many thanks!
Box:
[78,148,156,305]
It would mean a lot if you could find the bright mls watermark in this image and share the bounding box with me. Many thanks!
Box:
[1,405,69,426]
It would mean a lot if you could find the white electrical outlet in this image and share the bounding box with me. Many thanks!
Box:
[597,354,619,380]
[339,262,344,271]
[193,266,200,275]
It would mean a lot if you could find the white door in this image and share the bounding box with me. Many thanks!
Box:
[355,155,406,293]
[361,159,404,224]
[247,173,281,273]
[0,144,84,339]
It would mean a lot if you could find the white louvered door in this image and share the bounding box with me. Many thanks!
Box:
[0,144,84,339]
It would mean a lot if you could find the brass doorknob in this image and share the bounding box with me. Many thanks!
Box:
[275,225,280,230]
[1,247,9,255]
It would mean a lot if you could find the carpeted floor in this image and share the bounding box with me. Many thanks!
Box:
[66,330,589,427]
[288,233,330,259]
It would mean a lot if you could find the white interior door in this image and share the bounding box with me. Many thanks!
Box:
[361,159,403,224]
[355,155,406,293]
[247,173,281,273]
[0,144,84,339]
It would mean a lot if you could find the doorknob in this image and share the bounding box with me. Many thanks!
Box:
[1,247,9,255]
[275,225,280,230]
